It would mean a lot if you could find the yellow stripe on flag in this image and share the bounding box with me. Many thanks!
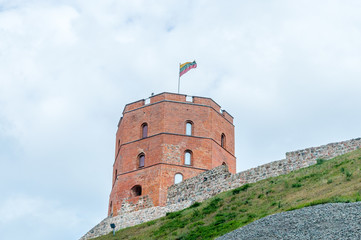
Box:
[180,62,192,69]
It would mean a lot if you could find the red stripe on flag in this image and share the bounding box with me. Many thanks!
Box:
[180,63,197,77]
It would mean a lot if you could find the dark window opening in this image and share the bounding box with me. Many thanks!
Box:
[131,185,142,197]
[139,153,145,168]
[141,123,148,138]
[221,133,226,148]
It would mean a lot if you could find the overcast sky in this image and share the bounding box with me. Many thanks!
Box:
[1,1,361,239]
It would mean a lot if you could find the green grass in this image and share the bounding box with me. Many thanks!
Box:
[93,148,361,240]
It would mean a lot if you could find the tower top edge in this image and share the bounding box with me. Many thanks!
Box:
[118,92,233,125]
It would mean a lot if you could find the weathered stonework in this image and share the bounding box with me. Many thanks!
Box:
[80,137,361,240]
[162,144,181,163]
[80,201,193,240]
[166,138,361,205]
[117,195,154,215]
[167,164,232,205]
[286,138,361,166]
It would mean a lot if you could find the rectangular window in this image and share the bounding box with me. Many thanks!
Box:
[186,122,192,136]
[142,124,148,138]
[185,152,191,165]
[139,155,145,167]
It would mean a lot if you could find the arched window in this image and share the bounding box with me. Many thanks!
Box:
[138,153,145,168]
[131,185,142,197]
[174,173,183,184]
[186,121,193,136]
[221,133,226,148]
[184,150,192,165]
[141,123,148,138]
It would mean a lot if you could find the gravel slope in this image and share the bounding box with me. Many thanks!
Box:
[217,202,361,240]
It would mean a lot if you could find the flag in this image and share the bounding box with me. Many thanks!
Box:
[180,61,197,77]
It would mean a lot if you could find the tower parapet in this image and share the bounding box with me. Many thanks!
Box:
[123,92,233,123]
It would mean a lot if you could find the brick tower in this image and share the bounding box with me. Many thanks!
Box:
[108,93,236,216]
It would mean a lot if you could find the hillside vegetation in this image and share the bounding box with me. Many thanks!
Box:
[94,149,361,240]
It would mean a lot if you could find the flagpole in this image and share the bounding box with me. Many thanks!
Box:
[178,63,180,94]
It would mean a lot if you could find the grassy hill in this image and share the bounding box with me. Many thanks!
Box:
[94,149,361,240]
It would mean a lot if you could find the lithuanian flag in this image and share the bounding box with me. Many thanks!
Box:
[180,61,197,77]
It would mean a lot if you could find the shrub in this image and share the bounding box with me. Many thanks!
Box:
[153,218,188,237]
[192,209,201,218]
[297,173,319,182]
[246,213,257,221]
[292,183,302,188]
[190,202,201,208]
[146,220,156,226]
[265,189,274,195]
[345,170,352,181]
[166,211,182,219]
[189,221,204,228]
[356,193,361,202]
[214,218,226,226]
[327,179,333,184]
[202,197,223,215]
[334,161,345,168]
[316,158,325,165]
[232,184,250,195]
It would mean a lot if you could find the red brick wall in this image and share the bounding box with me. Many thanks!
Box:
[193,96,221,113]
[109,93,236,216]
[123,99,144,112]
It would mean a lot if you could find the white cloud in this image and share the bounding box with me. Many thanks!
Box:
[1,1,361,239]
[0,195,78,225]
[0,195,81,240]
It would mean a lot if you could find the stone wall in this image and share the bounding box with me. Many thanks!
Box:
[166,161,291,205]
[167,164,232,205]
[81,137,361,239]
[116,195,154,215]
[167,138,361,205]
[286,138,361,167]
[80,201,192,240]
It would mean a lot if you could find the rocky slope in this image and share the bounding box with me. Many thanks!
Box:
[217,202,361,240]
